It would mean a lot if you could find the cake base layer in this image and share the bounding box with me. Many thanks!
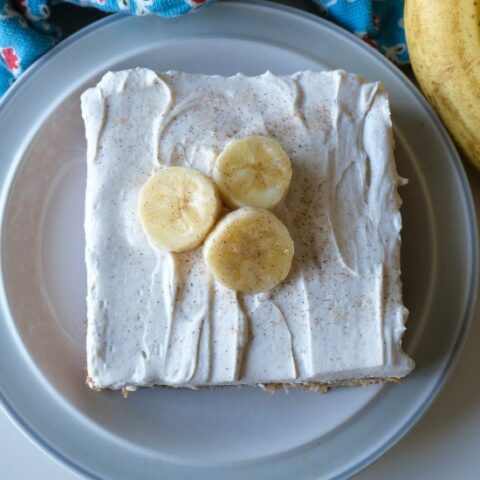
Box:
[89,377,402,397]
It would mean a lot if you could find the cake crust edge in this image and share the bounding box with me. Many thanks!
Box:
[85,374,401,396]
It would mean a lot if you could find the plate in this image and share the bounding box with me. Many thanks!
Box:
[0,2,477,479]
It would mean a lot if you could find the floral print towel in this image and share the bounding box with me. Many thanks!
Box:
[0,0,407,98]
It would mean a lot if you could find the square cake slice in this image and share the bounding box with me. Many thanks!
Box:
[81,68,414,391]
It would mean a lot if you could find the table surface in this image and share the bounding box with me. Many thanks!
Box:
[2,4,480,479]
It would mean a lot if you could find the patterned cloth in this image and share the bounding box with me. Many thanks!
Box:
[0,0,407,98]
[313,0,408,64]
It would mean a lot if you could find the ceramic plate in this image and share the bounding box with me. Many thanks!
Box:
[0,2,477,479]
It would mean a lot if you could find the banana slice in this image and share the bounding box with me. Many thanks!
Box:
[213,135,292,209]
[204,207,294,293]
[138,166,221,253]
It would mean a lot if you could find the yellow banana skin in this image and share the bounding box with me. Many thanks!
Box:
[405,0,480,169]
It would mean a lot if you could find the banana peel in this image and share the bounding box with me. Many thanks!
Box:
[405,0,480,169]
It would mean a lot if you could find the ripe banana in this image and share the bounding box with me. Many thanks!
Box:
[213,135,292,209]
[405,0,480,169]
[204,207,294,293]
[138,166,221,253]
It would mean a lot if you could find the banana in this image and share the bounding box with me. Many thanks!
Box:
[203,207,294,293]
[405,0,480,169]
[213,135,292,209]
[138,166,221,253]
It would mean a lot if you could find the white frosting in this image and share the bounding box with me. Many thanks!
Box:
[81,68,414,390]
